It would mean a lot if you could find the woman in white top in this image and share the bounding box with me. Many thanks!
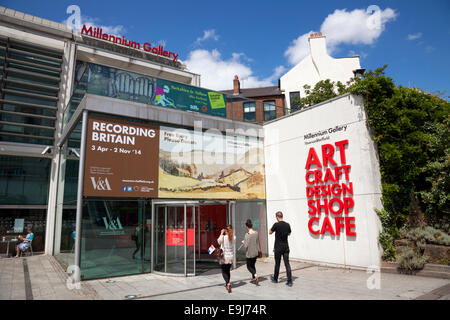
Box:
[217,224,235,293]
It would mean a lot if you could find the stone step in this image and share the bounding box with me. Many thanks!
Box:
[380,262,450,279]
[422,263,450,273]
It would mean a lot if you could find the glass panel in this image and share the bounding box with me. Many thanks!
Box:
[142,201,152,272]
[0,155,51,205]
[80,199,144,280]
[186,205,195,275]
[243,102,256,122]
[64,61,228,127]
[0,112,55,128]
[0,209,46,255]
[166,206,185,274]
[289,91,300,102]
[153,205,166,272]
[197,204,227,261]
[264,101,276,121]
[54,203,76,269]
[0,134,53,146]
[234,200,267,261]
[2,103,56,118]
[54,144,79,269]
[3,93,57,107]
[0,123,54,137]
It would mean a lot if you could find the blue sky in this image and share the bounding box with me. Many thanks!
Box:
[3,0,449,96]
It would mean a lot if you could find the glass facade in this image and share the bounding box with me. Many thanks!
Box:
[0,152,51,254]
[234,201,267,261]
[64,61,227,124]
[0,208,47,254]
[0,37,62,256]
[0,155,51,205]
[0,37,62,146]
[80,199,151,280]
[0,19,269,281]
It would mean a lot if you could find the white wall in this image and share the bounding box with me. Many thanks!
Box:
[263,94,383,268]
[280,36,360,109]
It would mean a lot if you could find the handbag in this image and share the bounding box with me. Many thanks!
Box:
[216,246,224,260]
[257,236,262,258]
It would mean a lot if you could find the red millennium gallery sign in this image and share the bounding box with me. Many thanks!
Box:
[81,25,179,62]
[166,229,194,246]
[305,139,357,237]
[83,116,160,197]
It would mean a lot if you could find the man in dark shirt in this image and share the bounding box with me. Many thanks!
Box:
[269,211,292,286]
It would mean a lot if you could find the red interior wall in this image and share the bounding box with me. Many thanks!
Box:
[198,205,227,253]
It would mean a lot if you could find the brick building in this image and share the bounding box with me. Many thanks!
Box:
[222,75,286,124]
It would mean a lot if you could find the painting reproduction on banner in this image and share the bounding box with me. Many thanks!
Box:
[158,126,265,199]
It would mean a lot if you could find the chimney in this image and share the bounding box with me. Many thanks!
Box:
[233,75,240,95]
[309,32,327,59]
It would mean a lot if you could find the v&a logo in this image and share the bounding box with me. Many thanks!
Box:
[90,176,112,191]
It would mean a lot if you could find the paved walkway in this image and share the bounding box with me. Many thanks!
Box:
[0,254,448,300]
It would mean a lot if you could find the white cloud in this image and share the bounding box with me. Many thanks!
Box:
[156,40,167,47]
[185,49,284,90]
[348,50,368,59]
[284,32,313,67]
[195,29,219,45]
[407,32,422,40]
[425,45,435,53]
[285,7,397,65]
[62,15,125,36]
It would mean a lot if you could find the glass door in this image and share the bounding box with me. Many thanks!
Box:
[152,202,197,276]
[151,200,235,276]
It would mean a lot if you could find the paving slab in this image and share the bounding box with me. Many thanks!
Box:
[0,255,448,300]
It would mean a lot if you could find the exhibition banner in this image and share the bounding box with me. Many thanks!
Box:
[158,126,266,199]
[78,63,227,118]
[155,79,226,118]
[82,116,265,200]
[83,116,160,197]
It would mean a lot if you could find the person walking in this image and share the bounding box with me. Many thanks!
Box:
[269,211,293,287]
[242,219,260,285]
[217,224,235,293]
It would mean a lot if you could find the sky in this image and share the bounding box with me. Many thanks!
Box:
[3,0,449,97]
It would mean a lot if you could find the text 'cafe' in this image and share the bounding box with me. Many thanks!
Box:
[0,7,383,281]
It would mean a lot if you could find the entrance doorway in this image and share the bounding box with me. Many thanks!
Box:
[151,200,232,276]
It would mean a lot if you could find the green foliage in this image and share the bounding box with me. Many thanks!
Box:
[396,247,428,273]
[376,208,398,260]
[394,225,449,272]
[295,65,450,260]
[346,65,450,259]
[419,119,450,222]
[401,225,450,247]
[290,79,349,111]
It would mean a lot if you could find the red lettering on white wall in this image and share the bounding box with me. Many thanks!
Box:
[305,139,356,237]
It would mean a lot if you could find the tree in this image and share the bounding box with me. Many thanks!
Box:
[290,79,349,112]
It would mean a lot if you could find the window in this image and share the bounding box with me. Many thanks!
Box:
[289,91,300,102]
[0,155,51,205]
[243,102,256,122]
[263,101,276,121]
